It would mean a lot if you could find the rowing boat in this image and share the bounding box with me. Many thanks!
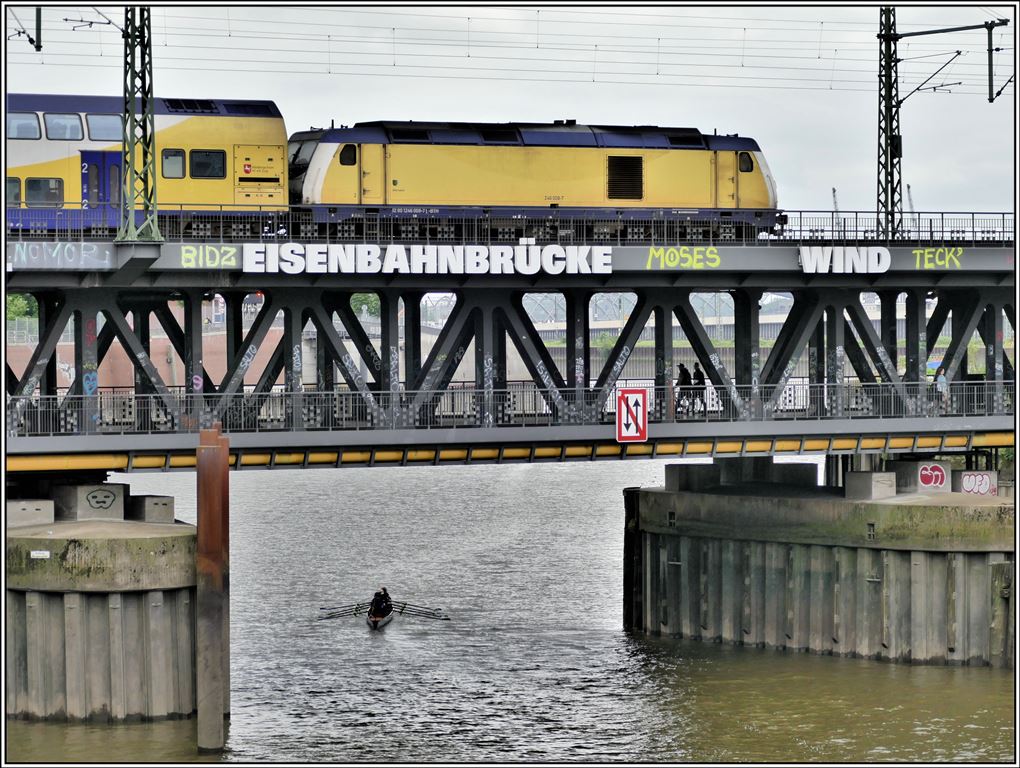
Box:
[367,605,394,631]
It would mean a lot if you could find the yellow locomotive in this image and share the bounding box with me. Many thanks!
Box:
[292,120,778,228]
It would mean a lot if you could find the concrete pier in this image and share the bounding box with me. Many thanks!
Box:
[624,459,1015,667]
[6,509,197,721]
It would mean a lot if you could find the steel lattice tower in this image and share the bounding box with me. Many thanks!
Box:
[117,7,161,242]
[877,7,902,238]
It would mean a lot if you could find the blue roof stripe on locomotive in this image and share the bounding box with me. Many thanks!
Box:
[6,94,282,118]
[319,122,760,151]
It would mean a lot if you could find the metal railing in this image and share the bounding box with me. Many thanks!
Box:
[6,206,1013,246]
[7,381,1013,438]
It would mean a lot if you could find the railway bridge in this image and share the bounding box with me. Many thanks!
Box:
[5,208,1015,475]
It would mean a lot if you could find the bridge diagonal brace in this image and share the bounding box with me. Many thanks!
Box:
[940,293,985,382]
[410,302,477,418]
[12,299,71,399]
[497,302,572,419]
[842,323,878,385]
[761,294,825,407]
[151,305,218,395]
[925,296,951,359]
[102,306,180,421]
[308,304,383,421]
[213,298,280,422]
[673,293,745,417]
[844,301,907,399]
[7,363,19,397]
[325,294,383,384]
[593,296,653,413]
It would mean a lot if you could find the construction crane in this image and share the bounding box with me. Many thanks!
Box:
[832,187,840,215]
[906,183,916,215]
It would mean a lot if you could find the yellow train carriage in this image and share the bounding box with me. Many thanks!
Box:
[297,121,778,212]
[6,94,288,223]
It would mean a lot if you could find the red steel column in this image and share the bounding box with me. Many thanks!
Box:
[196,425,227,752]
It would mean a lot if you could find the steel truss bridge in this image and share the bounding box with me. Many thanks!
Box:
[5,208,1015,473]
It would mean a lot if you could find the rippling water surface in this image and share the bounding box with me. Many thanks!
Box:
[6,461,1015,763]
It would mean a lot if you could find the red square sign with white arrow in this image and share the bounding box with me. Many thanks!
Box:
[616,388,648,443]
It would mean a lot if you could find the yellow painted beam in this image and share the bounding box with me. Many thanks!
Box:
[972,432,1015,447]
[6,430,1015,473]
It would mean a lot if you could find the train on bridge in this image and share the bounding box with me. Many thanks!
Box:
[6,92,779,240]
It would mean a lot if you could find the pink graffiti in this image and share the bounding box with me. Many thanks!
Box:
[918,464,946,488]
[85,318,97,345]
[191,374,203,393]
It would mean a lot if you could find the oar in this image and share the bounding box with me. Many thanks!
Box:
[319,602,365,612]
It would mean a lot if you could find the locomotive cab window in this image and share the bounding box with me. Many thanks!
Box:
[338,144,357,166]
[44,113,84,141]
[162,149,185,179]
[25,178,64,207]
[86,114,123,142]
[7,178,21,206]
[607,156,643,200]
[738,152,754,173]
[8,113,40,140]
[190,150,226,179]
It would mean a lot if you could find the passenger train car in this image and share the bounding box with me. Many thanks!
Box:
[6,93,288,232]
[6,93,779,238]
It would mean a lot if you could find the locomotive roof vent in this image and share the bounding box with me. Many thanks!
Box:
[164,98,219,114]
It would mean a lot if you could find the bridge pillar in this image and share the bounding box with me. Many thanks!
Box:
[132,308,154,431]
[403,292,423,391]
[474,305,496,428]
[73,306,100,434]
[904,289,928,413]
[809,317,825,416]
[733,289,762,417]
[183,291,205,422]
[983,302,1005,413]
[879,290,899,372]
[380,291,402,424]
[653,305,675,421]
[826,305,846,417]
[282,306,304,430]
[566,291,591,411]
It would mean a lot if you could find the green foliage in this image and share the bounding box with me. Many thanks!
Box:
[351,293,380,318]
[6,294,37,320]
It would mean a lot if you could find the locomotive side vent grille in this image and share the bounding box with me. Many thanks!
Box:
[224,102,275,117]
[164,98,219,114]
[607,156,643,200]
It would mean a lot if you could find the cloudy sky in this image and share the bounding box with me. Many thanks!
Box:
[5,3,1016,211]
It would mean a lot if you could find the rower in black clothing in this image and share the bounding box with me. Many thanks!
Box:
[370,587,392,618]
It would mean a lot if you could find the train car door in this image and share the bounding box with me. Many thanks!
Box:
[713,151,737,209]
[359,144,386,205]
[80,150,123,227]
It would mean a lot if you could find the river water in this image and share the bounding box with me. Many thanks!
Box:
[6,461,1015,763]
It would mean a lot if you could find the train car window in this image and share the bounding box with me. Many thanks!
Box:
[190,150,226,179]
[738,152,754,173]
[86,164,100,206]
[109,165,121,206]
[7,178,20,206]
[44,113,84,141]
[8,113,41,139]
[86,114,123,141]
[25,178,64,207]
[296,142,317,164]
[162,149,185,179]
[607,156,643,200]
[338,144,357,165]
